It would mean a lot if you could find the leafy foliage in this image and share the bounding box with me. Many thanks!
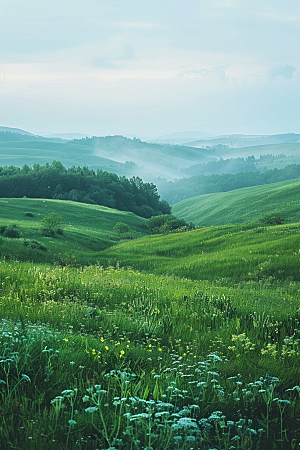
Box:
[42,212,63,230]
[0,224,20,238]
[146,214,191,234]
[260,214,285,225]
[0,162,171,218]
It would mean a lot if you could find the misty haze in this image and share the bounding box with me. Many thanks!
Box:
[0,1,300,449]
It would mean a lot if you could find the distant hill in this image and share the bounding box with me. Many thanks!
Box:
[0,132,215,182]
[187,133,300,149]
[40,132,92,140]
[1,127,300,184]
[0,126,34,135]
[156,163,300,204]
[172,178,300,226]
[145,131,217,145]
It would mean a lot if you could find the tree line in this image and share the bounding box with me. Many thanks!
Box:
[157,163,300,204]
[0,161,171,218]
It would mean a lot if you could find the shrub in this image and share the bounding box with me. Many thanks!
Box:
[41,213,64,237]
[0,225,7,234]
[42,228,55,237]
[3,226,20,238]
[146,214,190,234]
[113,222,131,234]
[113,222,134,239]
[42,213,63,230]
[24,212,34,217]
[23,239,47,251]
[260,214,285,225]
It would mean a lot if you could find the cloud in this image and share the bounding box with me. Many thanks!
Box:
[178,67,228,82]
[214,1,239,8]
[255,9,300,23]
[112,22,162,30]
[268,64,297,80]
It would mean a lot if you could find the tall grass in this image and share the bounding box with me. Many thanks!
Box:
[1,261,300,449]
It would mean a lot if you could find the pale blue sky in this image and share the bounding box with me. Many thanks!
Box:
[0,0,299,137]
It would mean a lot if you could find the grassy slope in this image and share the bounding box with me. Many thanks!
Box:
[97,222,300,285]
[0,198,146,264]
[2,198,300,447]
[172,178,300,226]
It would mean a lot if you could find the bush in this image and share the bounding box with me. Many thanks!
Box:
[113,222,134,239]
[260,214,285,225]
[24,212,34,217]
[0,226,7,234]
[113,222,131,234]
[23,239,47,251]
[41,213,64,237]
[146,214,190,234]
[41,213,63,230]
[42,228,55,237]
[3,226,20,238]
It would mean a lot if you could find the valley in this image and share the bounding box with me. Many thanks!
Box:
[0,128,300,449]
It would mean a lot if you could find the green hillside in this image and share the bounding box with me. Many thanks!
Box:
[172,178,300,226]
[97,221,300,285]
[2,197,300,448]
[0,198,147,264]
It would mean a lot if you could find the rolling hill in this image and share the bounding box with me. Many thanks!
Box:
[0,198,147,264]
[0,131,215,182]
[97,220,300,285]
[171,178,300,226]
[186,133,300,149]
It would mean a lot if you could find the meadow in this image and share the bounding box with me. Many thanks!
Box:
[0,198,147,265]
[1,198,300,449]
[172,178,300,226]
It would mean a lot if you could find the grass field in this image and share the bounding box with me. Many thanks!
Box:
[0,198,147,264]
[1,198,300,449]
[172,178,300,226]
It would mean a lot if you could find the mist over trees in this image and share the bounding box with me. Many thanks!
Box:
[0,162,171,218]
[157,164,300,204]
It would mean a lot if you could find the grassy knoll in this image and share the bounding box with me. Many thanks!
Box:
[172,178,300,226]
[0,198,147,264]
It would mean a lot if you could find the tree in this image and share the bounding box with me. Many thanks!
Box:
[41,213,63,236]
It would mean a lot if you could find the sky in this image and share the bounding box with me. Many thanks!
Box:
[0,0,299,137]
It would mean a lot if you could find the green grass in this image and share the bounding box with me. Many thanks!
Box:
[97,222,300,287]
[172,178,300,226]
[0,198,147,264]
[1,198,300,448]
[1,261,300,449]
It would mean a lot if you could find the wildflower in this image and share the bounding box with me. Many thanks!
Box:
[64,338,68,342]
[158,348,162,352]
[105,346,109,351]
